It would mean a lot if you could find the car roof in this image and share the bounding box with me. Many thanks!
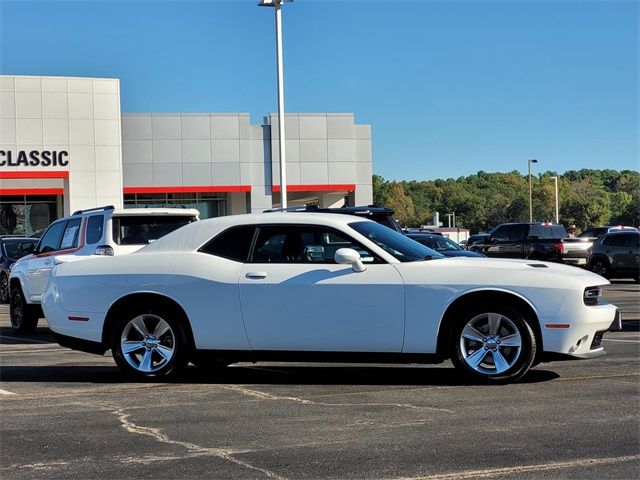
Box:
[265,205,395,215]
[140,212,376,253]
[602,230,639,236]
[70,205,199,217]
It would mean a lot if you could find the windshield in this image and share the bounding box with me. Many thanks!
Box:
[349,221,444,262]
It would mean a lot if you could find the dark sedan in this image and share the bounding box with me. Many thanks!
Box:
[406,233,486,258]
[0,236,38,303]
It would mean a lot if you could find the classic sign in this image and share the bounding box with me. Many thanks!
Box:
[0,150,69,167]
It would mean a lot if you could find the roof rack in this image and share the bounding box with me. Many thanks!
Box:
[72,205,115,216]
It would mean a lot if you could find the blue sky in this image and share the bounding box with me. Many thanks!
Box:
[1,0,638,180]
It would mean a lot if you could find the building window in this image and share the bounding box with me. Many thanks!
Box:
[123,193,227,219]
[0,196,58,236]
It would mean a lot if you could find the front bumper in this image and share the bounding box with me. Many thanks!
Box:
[542,303,619,359]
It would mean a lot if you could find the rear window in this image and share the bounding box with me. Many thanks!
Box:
[112,215,197,245]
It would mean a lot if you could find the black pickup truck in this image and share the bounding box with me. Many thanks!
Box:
[469,222,568,261]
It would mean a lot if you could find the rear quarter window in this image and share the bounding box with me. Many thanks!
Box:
[199,226,256,262]
[86,215,104,244]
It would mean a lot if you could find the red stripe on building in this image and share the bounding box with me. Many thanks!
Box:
[0,188,64,195]
[271,184,356,193]
[123,185,252,194]
[0,171,69,179]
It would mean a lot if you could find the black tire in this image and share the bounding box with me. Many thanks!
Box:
[527,252,543,261]
[9,286,40,334]
[110,305,190,378]
[0,273,9,304]
[589,258,610,279]
[449,303,537,384]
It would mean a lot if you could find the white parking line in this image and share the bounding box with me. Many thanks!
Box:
[0,388,16,395]
[603,338,640,343]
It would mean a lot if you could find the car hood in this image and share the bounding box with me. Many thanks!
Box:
[396,256,608,288]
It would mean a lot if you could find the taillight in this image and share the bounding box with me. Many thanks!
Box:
[95,245,114,256]
[555,242,564,254]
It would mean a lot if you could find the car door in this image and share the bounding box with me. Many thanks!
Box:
[26,218,82,302]
[612,234,639,272]
[238,224,405,352]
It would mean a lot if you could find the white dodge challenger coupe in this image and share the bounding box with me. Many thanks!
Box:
[41,213,621,383]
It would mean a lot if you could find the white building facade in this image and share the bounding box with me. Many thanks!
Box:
[0,75,373,235]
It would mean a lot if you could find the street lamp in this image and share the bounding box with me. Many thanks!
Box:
[259,0,293,208]
[549,176,559,223]
[528,159,538,222]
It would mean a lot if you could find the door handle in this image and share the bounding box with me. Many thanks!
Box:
[245,272,267,279]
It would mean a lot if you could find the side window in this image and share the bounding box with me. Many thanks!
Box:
[528,224,542,238]
[508,225,527,241]
[38,221,68,253]
[86,215,104,244]
[250,225,378,264]
[199,226,256,262]
[491,225,510,240]
[60,218,82,250]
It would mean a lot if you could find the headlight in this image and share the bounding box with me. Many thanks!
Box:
[584,286,603,305]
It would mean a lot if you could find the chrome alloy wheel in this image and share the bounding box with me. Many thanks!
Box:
[459,312,522,375]
[120,314,176,373]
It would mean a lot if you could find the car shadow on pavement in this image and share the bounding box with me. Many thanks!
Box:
[0,363,560,386]
[0,326,54,344]
[621,320,639,332]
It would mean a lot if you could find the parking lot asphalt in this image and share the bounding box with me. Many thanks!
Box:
[1,281,639,480]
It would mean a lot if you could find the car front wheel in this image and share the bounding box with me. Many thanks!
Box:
[9,286,40,333]
[449,305,537,383]
[111,309,189,378]
[589,258,610,279]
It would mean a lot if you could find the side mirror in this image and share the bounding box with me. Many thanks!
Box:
[334,248,366,273]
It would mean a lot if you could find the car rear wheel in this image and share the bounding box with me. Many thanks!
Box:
[0,274,9,304]
[9,286,40,333]
[111,310,189,378]
[449,305,536,383]
[589,258,610,279]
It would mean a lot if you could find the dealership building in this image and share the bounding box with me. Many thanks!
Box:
[0,75,373,235]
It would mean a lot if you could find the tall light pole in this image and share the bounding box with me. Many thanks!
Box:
[550,176,559,223]
[259,0,292,208]
[528,159,538,222]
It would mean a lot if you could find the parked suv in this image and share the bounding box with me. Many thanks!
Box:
[9,205,199,333]
[0,237,39,304]
[587,231,639,281]
[559,225,639,267]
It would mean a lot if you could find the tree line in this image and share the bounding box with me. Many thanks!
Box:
[372,169,640,233]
